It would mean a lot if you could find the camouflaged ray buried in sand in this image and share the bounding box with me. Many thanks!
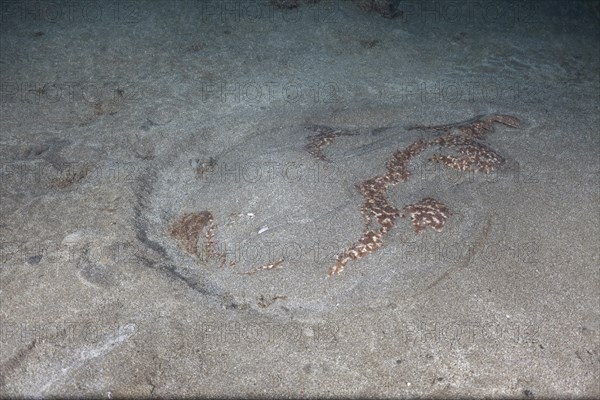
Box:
[167,114,521,276]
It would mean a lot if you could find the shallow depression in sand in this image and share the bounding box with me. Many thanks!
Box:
[142,121,501,316]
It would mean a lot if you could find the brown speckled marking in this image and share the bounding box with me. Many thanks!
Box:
[402,198,452,234]
[324,114,521,275]
[430,134,505,173]
[305,125,357,162]
[408,114,521,139]
[330,139,430,275]
[239,257,285,275]
[168,211,227,265]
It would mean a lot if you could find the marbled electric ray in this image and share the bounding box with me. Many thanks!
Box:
[136,115,520,315]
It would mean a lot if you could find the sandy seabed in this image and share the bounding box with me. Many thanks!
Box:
[0,0,598,398]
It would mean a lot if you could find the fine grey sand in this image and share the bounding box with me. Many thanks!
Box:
[1,1,599,398]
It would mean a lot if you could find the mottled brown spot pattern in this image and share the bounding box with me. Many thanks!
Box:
[168,211,212,255]
[331,139,429,275]
[168,211,225,264]
[320,114,521,275]
[192,157,217,178]
[415,114,521,173]
[402,198,452,234]
[305,125,357,162]
[430,137,505,173]
[408,113,522,139]
[354,0,403,18]
[51,164,91,189]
